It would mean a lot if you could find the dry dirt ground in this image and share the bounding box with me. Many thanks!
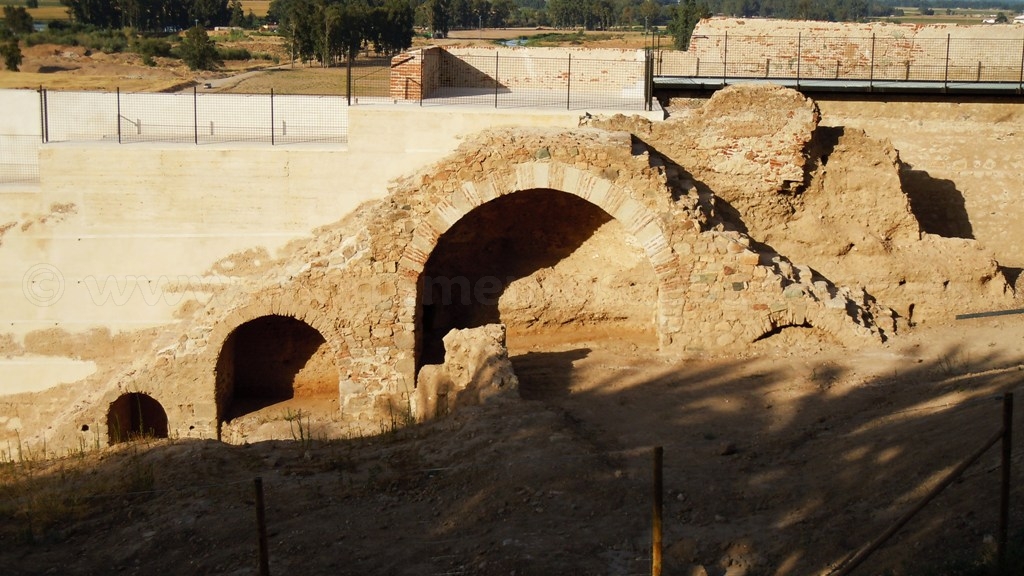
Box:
[3,316,1024,576]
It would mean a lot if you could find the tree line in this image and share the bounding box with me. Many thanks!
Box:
[268,0,414,65]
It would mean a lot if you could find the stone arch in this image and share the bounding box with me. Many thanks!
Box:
[400,161,685,369]
[107,392,169,444]
[211,304,342,425]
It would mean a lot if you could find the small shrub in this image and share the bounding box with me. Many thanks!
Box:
[216,46,251,60]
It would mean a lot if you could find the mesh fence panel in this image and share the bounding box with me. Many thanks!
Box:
[272,94,348,144]
[44,90,119,142]
[119,91,198,144]
[0,135,41,184]
[350,57,392,101]
[424,53,646,110]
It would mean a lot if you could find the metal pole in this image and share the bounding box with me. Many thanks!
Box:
[944,34,950,92]
[38,86,45,144]
[255,477,270,576]
[831,426,1005,576]
[722,32,728,85]
[869,34,875,90]
[193,86,198,145]
[117,87,122,144]
[566,54,571,110]
[494,52,499,108]
[652,446,663,576]
[42,88,48,143]
[999,392,1013,568]
[1018,36,1024,93]
[346,53,353,106]
[270,89,275,146]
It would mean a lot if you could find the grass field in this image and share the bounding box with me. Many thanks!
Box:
[884,6,1023,25]
[217,63,390,96]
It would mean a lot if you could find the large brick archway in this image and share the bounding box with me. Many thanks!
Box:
[398,161,685,367]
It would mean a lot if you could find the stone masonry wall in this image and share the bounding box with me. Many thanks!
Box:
[659,17,1024,80]
[18,121,889,452]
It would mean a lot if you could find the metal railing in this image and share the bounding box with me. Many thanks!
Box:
[656,33,1024,89]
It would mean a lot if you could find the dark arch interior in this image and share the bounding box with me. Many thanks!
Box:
[216,315,338,422]
[417,188,655,369]
[107,393,169,444]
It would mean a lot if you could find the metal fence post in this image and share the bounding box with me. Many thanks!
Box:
[116,87,122,144]
[869,34,875,90]
[270,89,275,146]
[38,86,46,144]
[193,86,198,145]
[566,54,571,110]
[1018,37,1024,93]
[722,32,728,84]
[346,55,353,106]
[944,34,950,92]
[494,52,499,108]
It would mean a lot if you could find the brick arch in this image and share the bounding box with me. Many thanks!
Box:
[399,160,686,356]
[206,301,345,426]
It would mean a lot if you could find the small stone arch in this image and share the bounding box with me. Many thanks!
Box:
[213,309,341,425]
[107,392,169,444]
[400,161,686,369]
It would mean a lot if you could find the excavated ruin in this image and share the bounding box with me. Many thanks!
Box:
[3,84,1015,450]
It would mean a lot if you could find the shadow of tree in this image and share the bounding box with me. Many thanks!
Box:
[2,341,1023,576]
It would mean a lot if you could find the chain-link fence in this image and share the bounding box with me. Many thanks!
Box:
[422,50,650,111]
[657,34,1024,85]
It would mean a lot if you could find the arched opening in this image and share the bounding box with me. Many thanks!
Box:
[216,315,338,423]
[107,393,169,444]
[417,188,658,370]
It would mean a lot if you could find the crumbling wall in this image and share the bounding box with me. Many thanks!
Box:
[598,84,1012,326]
[413,324,519,421]
[10,119,893,451]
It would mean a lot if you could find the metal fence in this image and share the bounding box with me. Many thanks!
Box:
[41,88,350,146]
[0,135,41,184]
[423,51,651,111]
[656,34,1024,85]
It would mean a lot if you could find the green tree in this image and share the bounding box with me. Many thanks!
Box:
[1,38,21,71]
[229,0,245,26]
[178,24,221,69]
[26,0,38,8]
[2,5,34,35]
[429,0,449,37]
[996,12,1008,23]
[668,0,708,50]
[638,0,659,29]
